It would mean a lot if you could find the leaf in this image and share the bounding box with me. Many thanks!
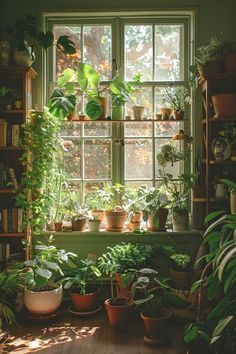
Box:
[37,31,54,49]
[48,90,77,120]
[57,35,76,55]
[36,268,52,279]
[220,179,236,191]
[86,99,102,120]
[77,62,100,92]
[45,261,59,270]
[218,246,236,281]
[58,68,75,87]
[204,211,225,225]
[212,316,234,337]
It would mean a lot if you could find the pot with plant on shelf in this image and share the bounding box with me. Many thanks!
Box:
[62,257,102,314]
[162,85,191,121]
[85,188,106,222]
[123,185,146,231]
[87,215,101,232]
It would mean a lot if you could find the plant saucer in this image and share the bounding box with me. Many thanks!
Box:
[143,334,167,346]
[23,306,65,322]
[68,304,102,316]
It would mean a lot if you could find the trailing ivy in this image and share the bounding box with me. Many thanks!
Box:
[16,108,63,233]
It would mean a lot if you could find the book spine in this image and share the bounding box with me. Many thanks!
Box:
[3,121,7,147]
[6,124,12,147]
[8,167,18,190]
[2,208,8,233]
[0,119,5,147]
[12,125,20,147]
[12,208,18,233]
[17,209,23,233]
[7,208,13,233]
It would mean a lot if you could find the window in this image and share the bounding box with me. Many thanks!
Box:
[46,14,191,200]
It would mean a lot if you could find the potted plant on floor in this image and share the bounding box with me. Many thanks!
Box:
[23,240,76,316]
[142,186,170,231]
[62,258,101,313]
[98,242,153,299]
[163,85,191,121]
[169,253,194,291]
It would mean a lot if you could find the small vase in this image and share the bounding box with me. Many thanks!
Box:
[132,106,145,120]
[13,46,36,67]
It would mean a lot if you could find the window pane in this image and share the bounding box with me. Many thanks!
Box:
[125,122,152,137]
[83,25,112,80]
[125,139,153,179]
[155,25,183,81]
[126,87,153,119]
[54,26,81,79]
[83,122,111,137]
[61,122,82,137]
[125,25,153,81]
[125,181,153,188]
[63,138,82,179]
[155,139,181,178]
[67,181,82,198]
[84,182,111,195]
[155,121,183,137]
[84,139,111,179]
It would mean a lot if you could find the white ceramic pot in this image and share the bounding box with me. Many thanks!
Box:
[13,46,36,67]
[132,106,145,120]
[24,284,63,315]
[88,220,101,232]
[172,212,189,231]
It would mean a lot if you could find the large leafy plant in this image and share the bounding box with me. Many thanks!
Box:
[62,258,101,295]
[142,186,169,226]
[24,240,76,292]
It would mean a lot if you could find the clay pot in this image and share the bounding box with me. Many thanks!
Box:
[212,94,236,117]
[100,96,108,119]
[170,269,194,291]
[67,110,78,121]
[24,285,63,315]
[141,309,171,342]
[148,208,169,231]
[160,108,171,118]
[174,110,184,120]
[172,211,189,231]
[199,60,224,76]
[92,210,104,222]
[224,52,236,74]
[127,221,140,231]
[69,286,100,312]
[230,191,236,214]
[54,221,63,232]
[132,106,145,120]
[105,298,134,330]
[105,210,126,231]
[72,217,87,231]
[130,211,142,223]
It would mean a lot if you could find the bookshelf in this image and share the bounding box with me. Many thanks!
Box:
[0,66,37,268]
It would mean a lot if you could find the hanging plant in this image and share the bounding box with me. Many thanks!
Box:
[16,108,63,233]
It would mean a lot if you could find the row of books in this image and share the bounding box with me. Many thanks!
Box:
[0,163,19,190]
[0,119,21,147]
[0,208,23,233]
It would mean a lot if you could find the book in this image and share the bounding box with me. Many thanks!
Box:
[0,119,5,147]
[12,124,20,147]
[2,208,8,233]
[17,209,23,232]
[8,167,18,190]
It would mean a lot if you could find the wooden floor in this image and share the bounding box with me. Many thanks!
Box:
[3,309,187,354]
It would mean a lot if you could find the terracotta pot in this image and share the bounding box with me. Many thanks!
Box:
[127,221,140,231]
[100,96,107,118]
[148,208,169,231]
[105,298,134,330]
[212,94,236,117]
[54,221,63,232]
[67,110,78,121]
[230,191,236,214]
[132,106,145,120]
[24,285,63,315]
[105,210,126,231]
[88,220,101,232]
[130,211,142,223]
[92,210,104,222]
[69,286,100,312]
[199,60,224,76]
[170,269,194,291]
[141,309,171,340]
[174,110,184,120]
[115,273,131,299]
[72,217,86,231]
[172,211,189,231]
[224,52,236,74]
[160,108,171,118]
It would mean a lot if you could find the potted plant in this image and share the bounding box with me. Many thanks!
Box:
[62,258,101,313]
[87,215,101,232]
[98,242,153,299]
[23,240,76,316]
[6,14,76,67]
[220,179,236,214]
[85,189,106,222]
[71,205,88,231]
[142,186,169,231]
[163,85,191,120]
[169,253,193,291]
[217,123,236,160]
[123,186,146,231]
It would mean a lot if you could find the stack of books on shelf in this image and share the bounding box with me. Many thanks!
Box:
[0,163,19,190]
[0,119,21,147]
[0,208,23,233]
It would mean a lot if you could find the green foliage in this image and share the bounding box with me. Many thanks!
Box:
[15,109,64,233]
[220,179,236,192]
[156,144,187,167]
[62,258,101,295]
[48,89,77,120]
[97,242,153,276]
[142,186,169,225]
[85,189,107,211]
[163,85,191,111]
[6,14,76,54]
[217,123,236,149]
[24,239,76,292]
[170,253,191,270]
[0,86,9,97]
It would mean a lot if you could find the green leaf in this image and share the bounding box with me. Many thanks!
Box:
[36,268,52,279]
[218,246,236,281]
[204,211,225,225]
[212,316,234,338]
[58,68,75,87]
[77,62,100,92]
[37,31,54,49]
[56,35,76,55]
[48,90,76,120]
[220,179,236,191]
[86,99,102,120]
